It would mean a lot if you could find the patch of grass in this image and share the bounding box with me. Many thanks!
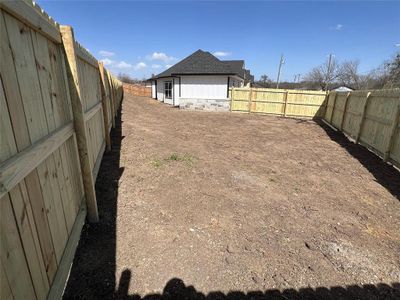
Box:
[167,153,180,161]
[165,153,195,165]
[151,153,196,168]
[151,159,162,168]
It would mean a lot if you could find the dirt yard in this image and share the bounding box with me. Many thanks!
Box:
[63,95,400,299]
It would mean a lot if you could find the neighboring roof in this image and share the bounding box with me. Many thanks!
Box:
[332,86,354,92]
[154,50,252,79]
[223,60,245,77]
[244,69,254,83]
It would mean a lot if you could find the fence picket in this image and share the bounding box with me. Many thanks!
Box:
[384,103,400,162]
[356,92,372,143]
[1,2,123,299]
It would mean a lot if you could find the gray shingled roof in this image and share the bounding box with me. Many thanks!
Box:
[223,60,245,77]
[154,50,249,79]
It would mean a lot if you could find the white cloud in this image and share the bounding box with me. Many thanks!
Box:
[99,50,115,57]
[100,58,114,66]
[213,51,231,57]
[134,62,147,70]
[147,52,176,63]
[395,43,400,47]
[165,64,172,69]
[152,64,161,69]
[116,61,132,68]
[330,24,343,30]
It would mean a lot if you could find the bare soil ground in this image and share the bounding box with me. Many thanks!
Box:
[63,94,400,299]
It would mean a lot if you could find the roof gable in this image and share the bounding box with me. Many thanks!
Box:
[155,50,237,78]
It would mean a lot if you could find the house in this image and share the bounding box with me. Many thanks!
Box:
[150,49,253,111]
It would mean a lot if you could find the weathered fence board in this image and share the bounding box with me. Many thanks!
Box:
[0,1,123,299]
[230,87,327,118]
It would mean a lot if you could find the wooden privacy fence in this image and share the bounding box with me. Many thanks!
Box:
[123,83,152,97]
[230,87,400,168]
[230,87,328,118]
[0,1,123,300]
[324,89,400,168]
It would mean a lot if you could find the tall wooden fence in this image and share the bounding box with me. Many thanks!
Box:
[0,1,123,299]
[230,87,327,118]
[123,83,152,97]
[323,89,400,168]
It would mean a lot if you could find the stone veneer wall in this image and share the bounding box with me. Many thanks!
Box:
[179,98,230,111]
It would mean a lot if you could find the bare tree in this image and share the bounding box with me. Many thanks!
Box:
[259,74,272,83]
[360,52,400,89]
[304,57,339,90]
[255,74,273,87]
[118,73,142,84]
[384,52,400,88]
[337,60,362,89]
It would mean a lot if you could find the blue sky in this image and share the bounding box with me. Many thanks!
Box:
[38,1,400,81]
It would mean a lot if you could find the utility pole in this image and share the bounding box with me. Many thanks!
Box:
[325,53,333,91]
[276,54,284,89]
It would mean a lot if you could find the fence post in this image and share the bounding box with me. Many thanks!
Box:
[283,90,289,117]
[248,88,253,113]
[228,87,233,111]
[329,92,338,124]
[60,25,99,223]
[383,103,400,162]
[322,91,329,119]
[340,92,351,131]
[356,92,372,144]
[98,62,111,152]
[107,71,116,128]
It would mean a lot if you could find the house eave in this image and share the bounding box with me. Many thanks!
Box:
[154,73,244,80]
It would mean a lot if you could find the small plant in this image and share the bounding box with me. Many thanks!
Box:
[167,153,180,161]
[180,153,195,165]
[165,153,195,165]
[151,159,162,168]
[151,153,195,168]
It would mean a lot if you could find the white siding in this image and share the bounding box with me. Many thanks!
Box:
[156,79,164,101]
[173,78,180,106]
[181,75,229,99]
[229,76,244,88]
[151,81,156,98]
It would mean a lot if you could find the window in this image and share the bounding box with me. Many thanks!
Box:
[164,81,172,99]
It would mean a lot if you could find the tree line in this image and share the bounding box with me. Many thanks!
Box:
[256,51,400,91]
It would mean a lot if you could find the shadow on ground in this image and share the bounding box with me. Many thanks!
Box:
[116,270,400,300]
[316,119,400,200]
[63,104,400,299]
[63,106,124,298]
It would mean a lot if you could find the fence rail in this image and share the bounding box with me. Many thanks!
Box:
[323,89,400,168]
[0,1,123,299]
[230,87,328,118]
